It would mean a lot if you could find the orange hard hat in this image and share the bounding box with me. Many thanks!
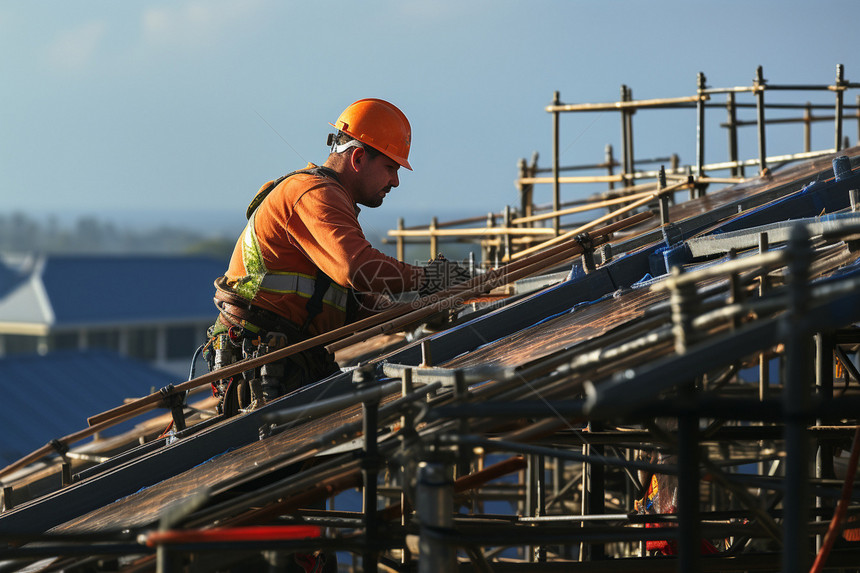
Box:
[330,98,413,170]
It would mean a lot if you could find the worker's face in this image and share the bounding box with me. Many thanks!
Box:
[354,149,400,208]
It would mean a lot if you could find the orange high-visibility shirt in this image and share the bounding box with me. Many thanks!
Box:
[224,165,422,336]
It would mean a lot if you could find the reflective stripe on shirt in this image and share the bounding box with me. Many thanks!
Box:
[260,272,348,312]
[234,207,348,312]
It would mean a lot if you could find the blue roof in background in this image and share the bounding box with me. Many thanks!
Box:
[0,350,177,467]
[36,254,224,326]
[0,258,25,299]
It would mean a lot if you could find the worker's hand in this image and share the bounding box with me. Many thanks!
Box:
[418,255,472,297]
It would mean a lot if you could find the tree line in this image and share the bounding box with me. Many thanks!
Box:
[0,212,235,259]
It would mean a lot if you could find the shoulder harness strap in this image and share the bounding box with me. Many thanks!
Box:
[245,166,339,220]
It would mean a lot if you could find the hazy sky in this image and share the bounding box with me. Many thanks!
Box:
[2,0,857,237]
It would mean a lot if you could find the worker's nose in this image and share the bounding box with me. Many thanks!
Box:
[391,170,400,188]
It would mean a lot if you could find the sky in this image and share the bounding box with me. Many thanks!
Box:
[1,0,858,242]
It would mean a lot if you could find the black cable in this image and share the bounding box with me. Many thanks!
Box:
[188,343,206,382]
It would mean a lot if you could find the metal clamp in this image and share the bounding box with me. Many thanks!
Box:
[49,438,69,460]
[575,232,597,273]
[159,384,187,432]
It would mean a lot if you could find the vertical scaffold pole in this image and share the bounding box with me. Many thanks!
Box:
[856,94,860,145]
[528,151,539,220]
[362,392,380,573]
[834,64,845,152]
[518,158,529,223]
[400,368,414,567]
[625,86,636,187]
[759,233,770,402]
[430,216,438,260]
[525,454,537,561]
[396,217,405,262]
[755,66,768,174]
[536,454,547,563]
[658,165,670,225]
[782,224,812,573]
[669,266,702,573]
[726,92,739,177]
[677,384,701,573]
[417,462,456,573]
[552,91,561,236]
[620,85,630,189]
[587,422,606,561]
[605,144,615,191]
[696,72,707,183]
[814,332,834,553]
[579,442,588,562]
[504,205,513,262]
[485,212,496,268]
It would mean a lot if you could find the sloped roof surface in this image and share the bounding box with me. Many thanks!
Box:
[0,350,176,465]
[0,271,52,325]
[0,257,25,299]
[0,255,225,327]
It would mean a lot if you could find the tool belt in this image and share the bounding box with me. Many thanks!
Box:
[213,277,305,339]
[208,278,340,414]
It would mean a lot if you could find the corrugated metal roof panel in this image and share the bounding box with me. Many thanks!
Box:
[42,255,224,325]
[0,254,225,328]
[0,350,176,466]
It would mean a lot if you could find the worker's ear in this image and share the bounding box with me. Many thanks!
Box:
[349,146,366,172]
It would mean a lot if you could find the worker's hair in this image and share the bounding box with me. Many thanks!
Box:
[332,131,382,160]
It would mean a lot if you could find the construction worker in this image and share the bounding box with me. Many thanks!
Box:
[206,98,469,412]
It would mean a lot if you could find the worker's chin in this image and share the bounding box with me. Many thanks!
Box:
[360,197,384,208]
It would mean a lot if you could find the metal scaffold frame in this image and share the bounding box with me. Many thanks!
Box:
[389,64,860,267]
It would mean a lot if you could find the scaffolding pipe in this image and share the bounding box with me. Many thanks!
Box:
[429,216,438,258]
[835,64,846,152]
[552,91,561,235]
[417,462,456,573]
[362,391,380,573]
[396,217,404,262]
[586,421,606,561]
[678,382,702,573]
[545,94,703,113]
[726,92,740,177]
[625,86,636,190]
[755,66,768,174]
[814,332,835,554]
[782,224,813,573]
[697,72,707,181]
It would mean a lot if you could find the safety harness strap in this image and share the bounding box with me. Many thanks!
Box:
[245,166,340,220]
[301,270,334,334]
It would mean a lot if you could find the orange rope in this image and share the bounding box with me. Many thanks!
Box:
[157,420,174,440]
